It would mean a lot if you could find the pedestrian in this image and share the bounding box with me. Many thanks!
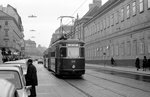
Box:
[135,57,140,71]
[111,57,115,66]
[25,59,38,97]
[0,50,3,64]
[142,56,147,71]
[148,57,150,71]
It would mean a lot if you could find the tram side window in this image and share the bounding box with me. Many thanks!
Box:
[60,48,67,57]
[51,52,55,57]
[80,48,85,57]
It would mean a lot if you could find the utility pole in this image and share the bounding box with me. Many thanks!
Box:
[57,16,74,35]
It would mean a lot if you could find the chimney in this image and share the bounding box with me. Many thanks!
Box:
[89,0,102,10]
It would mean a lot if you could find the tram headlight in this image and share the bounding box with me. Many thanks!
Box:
[72,65,75,69]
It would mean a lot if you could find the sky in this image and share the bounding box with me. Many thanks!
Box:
[1,0,108,48]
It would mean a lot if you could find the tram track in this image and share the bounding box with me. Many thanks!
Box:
[64,76,126,97]
[64,71,150,97]
[46,67,150,97]
[86,72,150,93]
[65,80,93,97]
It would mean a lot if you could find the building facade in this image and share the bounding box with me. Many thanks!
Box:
[25,39,37,57]
[74,17,88,41]
[0,5,24,60]
[84,0,150,66]
[25,39,46,58]
[73,0,102,41]
[50,25,73,45]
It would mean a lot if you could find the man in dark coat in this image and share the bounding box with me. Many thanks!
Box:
[25,59,38,97]
[143,56,147,71]
[148,58,150,70]
[135,57,140,71]
[111,57,115,66]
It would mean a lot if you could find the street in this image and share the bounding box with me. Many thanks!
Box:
[35,62,150,97]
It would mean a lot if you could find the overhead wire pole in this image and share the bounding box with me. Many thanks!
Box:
[57,16,75,34]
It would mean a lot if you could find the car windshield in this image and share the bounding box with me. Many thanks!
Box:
[0,71,22,89]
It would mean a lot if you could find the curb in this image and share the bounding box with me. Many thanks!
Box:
[86,64,150,76]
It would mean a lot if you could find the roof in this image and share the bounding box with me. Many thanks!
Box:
[5,59,27,64]
[4,60,27,75]
[51,39,85,47]
[0,66,21,73]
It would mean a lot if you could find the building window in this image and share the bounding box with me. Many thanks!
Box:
[148,0,150,9]
[127,5,130,19]
[101,20,103,31]
[139,0,144,13]
[115,44,119,56]
[127,41,131,55]
[97,22,99,32]
[99,22,101,32]
[121,8,124,21]
[110,44,114,56]
[5,21,8,25]
[103,18,106,29]
[120,42,125,56]
[107,17,110,28]
[5,41,8,47]
[114,12,118,24]
[139,39,144,54]
[110,14,114,26]
[94,23,96,33]
[107,45,110,57]
[132,1,136,16]
[116,11,119,24]
[133,40,137,56]
[4,29,9,36]
[148,40,150,53]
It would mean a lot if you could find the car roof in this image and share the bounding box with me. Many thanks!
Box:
[0,66,21,73]
[5,59,27,64]
[0,64,25,74]
[4,59,28,75]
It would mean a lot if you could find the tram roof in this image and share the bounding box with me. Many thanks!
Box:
[51,39,84,46]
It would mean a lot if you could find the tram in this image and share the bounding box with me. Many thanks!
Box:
[46,39,85,76]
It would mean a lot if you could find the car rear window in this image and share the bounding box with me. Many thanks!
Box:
[0,71,22,89]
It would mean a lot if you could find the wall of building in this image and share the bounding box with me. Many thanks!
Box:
[84,0,150,66]
[0,5,24,60]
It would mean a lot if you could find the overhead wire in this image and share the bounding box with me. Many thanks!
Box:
[64,0,90,25]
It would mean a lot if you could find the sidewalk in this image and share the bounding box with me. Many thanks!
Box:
[86,63,150,76]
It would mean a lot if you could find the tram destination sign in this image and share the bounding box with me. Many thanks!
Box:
[67,44,79,46]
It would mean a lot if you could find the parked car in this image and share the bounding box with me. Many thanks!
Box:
[5,59,28,75]
[38,58,43,64]
[0,78,19,97]
[0,65,31,97]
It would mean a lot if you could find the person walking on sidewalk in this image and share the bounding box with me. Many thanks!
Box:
[25,59,38,97]
[111,57,116,66]
[0,50,3,64]
[148,57,150,71]
[135,57,140,71]
[142,56,147,71]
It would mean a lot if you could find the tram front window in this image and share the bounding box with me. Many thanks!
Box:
[60,48,67,57]
[80,48,84,57]
[67,47,79,58]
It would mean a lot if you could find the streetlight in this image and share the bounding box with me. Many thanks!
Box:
[30,29,36,32]
[28,15,37,18]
